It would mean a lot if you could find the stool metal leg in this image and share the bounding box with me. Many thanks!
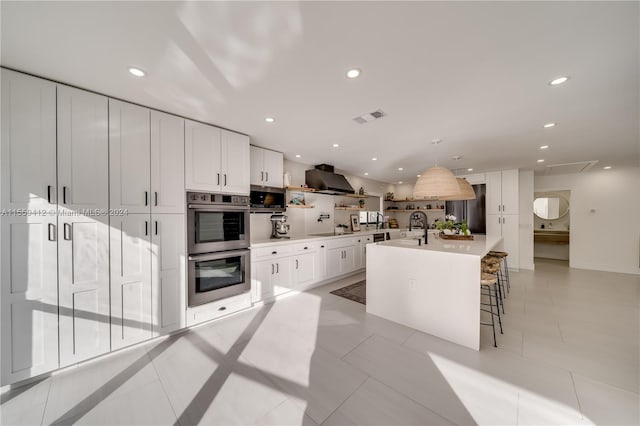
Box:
[480,284,497,347]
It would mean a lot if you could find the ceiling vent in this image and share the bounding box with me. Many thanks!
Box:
[537,160,599,175]
[353,109,387,124]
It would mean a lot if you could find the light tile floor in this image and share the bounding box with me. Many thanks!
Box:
[1,259,638,425]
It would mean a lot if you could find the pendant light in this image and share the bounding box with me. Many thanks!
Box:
[440,177,476,200]
[413,140,462,200]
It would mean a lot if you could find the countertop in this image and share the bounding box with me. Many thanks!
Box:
[376,234,501,257]
[250,228,412,248]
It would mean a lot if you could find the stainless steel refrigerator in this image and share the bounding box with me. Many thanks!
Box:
[445,184,486,234]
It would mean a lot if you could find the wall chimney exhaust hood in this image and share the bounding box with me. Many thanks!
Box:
[305,164,355,195]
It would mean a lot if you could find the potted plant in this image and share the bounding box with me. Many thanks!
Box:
[359,199,365,208]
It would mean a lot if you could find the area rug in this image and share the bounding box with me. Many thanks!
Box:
[330,280,366,305]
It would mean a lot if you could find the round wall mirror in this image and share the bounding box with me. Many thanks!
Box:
[533,196,569,220]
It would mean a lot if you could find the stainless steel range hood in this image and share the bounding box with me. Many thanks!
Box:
[305,165,355,195]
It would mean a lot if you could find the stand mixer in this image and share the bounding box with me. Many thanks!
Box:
[270,214,291,239]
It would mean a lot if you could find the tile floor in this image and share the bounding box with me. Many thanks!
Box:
[1,259,638,425]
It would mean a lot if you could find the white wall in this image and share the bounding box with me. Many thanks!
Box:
[535,167,640,275]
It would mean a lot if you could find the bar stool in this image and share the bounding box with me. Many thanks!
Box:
[489,251,510,293]
[480,272,502,347]
[482,256,505,314]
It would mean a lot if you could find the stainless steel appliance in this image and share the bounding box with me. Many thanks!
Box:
[187,191,251,307]
[188,249,250,307]
[445,184,486,234]
[187,192,250,254]
[250,186,286,212]
[270,213,291,239]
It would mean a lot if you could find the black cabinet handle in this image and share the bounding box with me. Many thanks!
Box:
[154,192,158,206]
[261,171,264,181]
[63,186,67,204]
[272,251,277,255]
[271,264,274,274]
[296,259,299,269]
[266,171,269,181]
[217,173,220,185]
[218,306,226,311]
[276,263,279,273]
[47,185,52,204]
[320,245,325,248]
[145,221,148,236]
[304,246,308,250]
[224,174,227,186]
[155,221,158,235]
[144,191,148,206]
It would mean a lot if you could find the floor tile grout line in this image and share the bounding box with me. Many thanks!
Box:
[569,371,586,421]
[339,332,376,361]
[39,379,53,426]
[318,374,370,426]
[146,351,181,425]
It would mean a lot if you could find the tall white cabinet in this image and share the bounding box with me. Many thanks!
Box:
[57,85,111,366]
[486,169,520,269]
[0,70,59,384]
[185,120,250,194]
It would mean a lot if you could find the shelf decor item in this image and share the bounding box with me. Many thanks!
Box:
[350,214,360,231]
[290,192,305,205]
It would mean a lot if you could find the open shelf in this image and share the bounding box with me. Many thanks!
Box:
[335,206,364,210]
[287,204,315,208]
[385,199,444,202]
[384,209,444,212]
[285,186,316,192]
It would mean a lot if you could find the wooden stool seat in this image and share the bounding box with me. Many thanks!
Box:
[489,251,508,258]
[481,272,497,285]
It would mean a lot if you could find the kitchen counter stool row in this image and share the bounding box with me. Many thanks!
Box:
[479,251,511,347]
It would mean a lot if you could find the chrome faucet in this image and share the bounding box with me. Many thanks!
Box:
[409,211,429,245]
[375,212,385,229]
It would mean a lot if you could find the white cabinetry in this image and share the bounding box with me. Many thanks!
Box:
[486,169,520,269]
[151,111,185,214]
[186,121,250,194]
[151,214,186,335]
[250,145,283,188]
[110,215,153,350]
[252,257,293,302]
[326,239,356,278]
[57,86,111,366]
[109,100,151,213]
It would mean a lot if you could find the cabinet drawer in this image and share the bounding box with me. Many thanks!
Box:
[292,242,317,252]
[187,292,251,326]
[326,237,355,249]
[252,245,293,259]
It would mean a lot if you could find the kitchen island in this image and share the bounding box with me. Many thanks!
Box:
[366,235,502,350]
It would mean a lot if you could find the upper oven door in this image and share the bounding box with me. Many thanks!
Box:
[188,205,250,253]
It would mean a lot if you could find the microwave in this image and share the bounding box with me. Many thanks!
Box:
[250,185,286,212]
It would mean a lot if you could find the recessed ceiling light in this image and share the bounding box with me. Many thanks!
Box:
[364,172,369,176]
[540,145,549,150]
[543,122,556,128]
[399,181,403,184]
[452,155,462,160]
[346,68,361,79]
[398,167,403,171]
[431,139,442,145]
[265,117,275,123]
[416,174,421,177]
[371,157,377,161]
[332,143,339,148]
[467,168,473,172]
[603,166,612,170]
[128,67,146,77]
[549,76,569,86]
[295,154,301,158]
[537,159,545,163]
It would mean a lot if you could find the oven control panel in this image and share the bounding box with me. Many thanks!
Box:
[187,192,249,206]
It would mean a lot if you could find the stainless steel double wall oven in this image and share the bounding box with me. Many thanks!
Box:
[187,192,250,307]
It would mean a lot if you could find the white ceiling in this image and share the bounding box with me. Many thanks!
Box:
[2,1,638,183]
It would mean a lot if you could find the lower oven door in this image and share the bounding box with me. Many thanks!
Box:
[188,249,250,308]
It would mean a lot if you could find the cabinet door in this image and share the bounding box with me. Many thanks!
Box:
[500,169,519,215]
[1,69,57,210]
[1,215,59,385]
[342,246,355,274]
[263,149,284,188]
[326,248,343,278]
[501,215,520,270]
[185,120,222,191]
[272,257,293,295]
[58,215,111,366]
[249,145,265,186]
[151,214,185,336]
[294,252,316,287]
[110,215,152,350]
[109,100,151,213]
[485,171,502,216]
[151,111,185,214]
[221,130,250,195]
[251,259,274,302]
[486,214,502,240]
[318,243,327,280]
[353,239,364,269]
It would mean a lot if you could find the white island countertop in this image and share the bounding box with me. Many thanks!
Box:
[367,234,504,351]
[250,228,411,248]
[378,234,501,257]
